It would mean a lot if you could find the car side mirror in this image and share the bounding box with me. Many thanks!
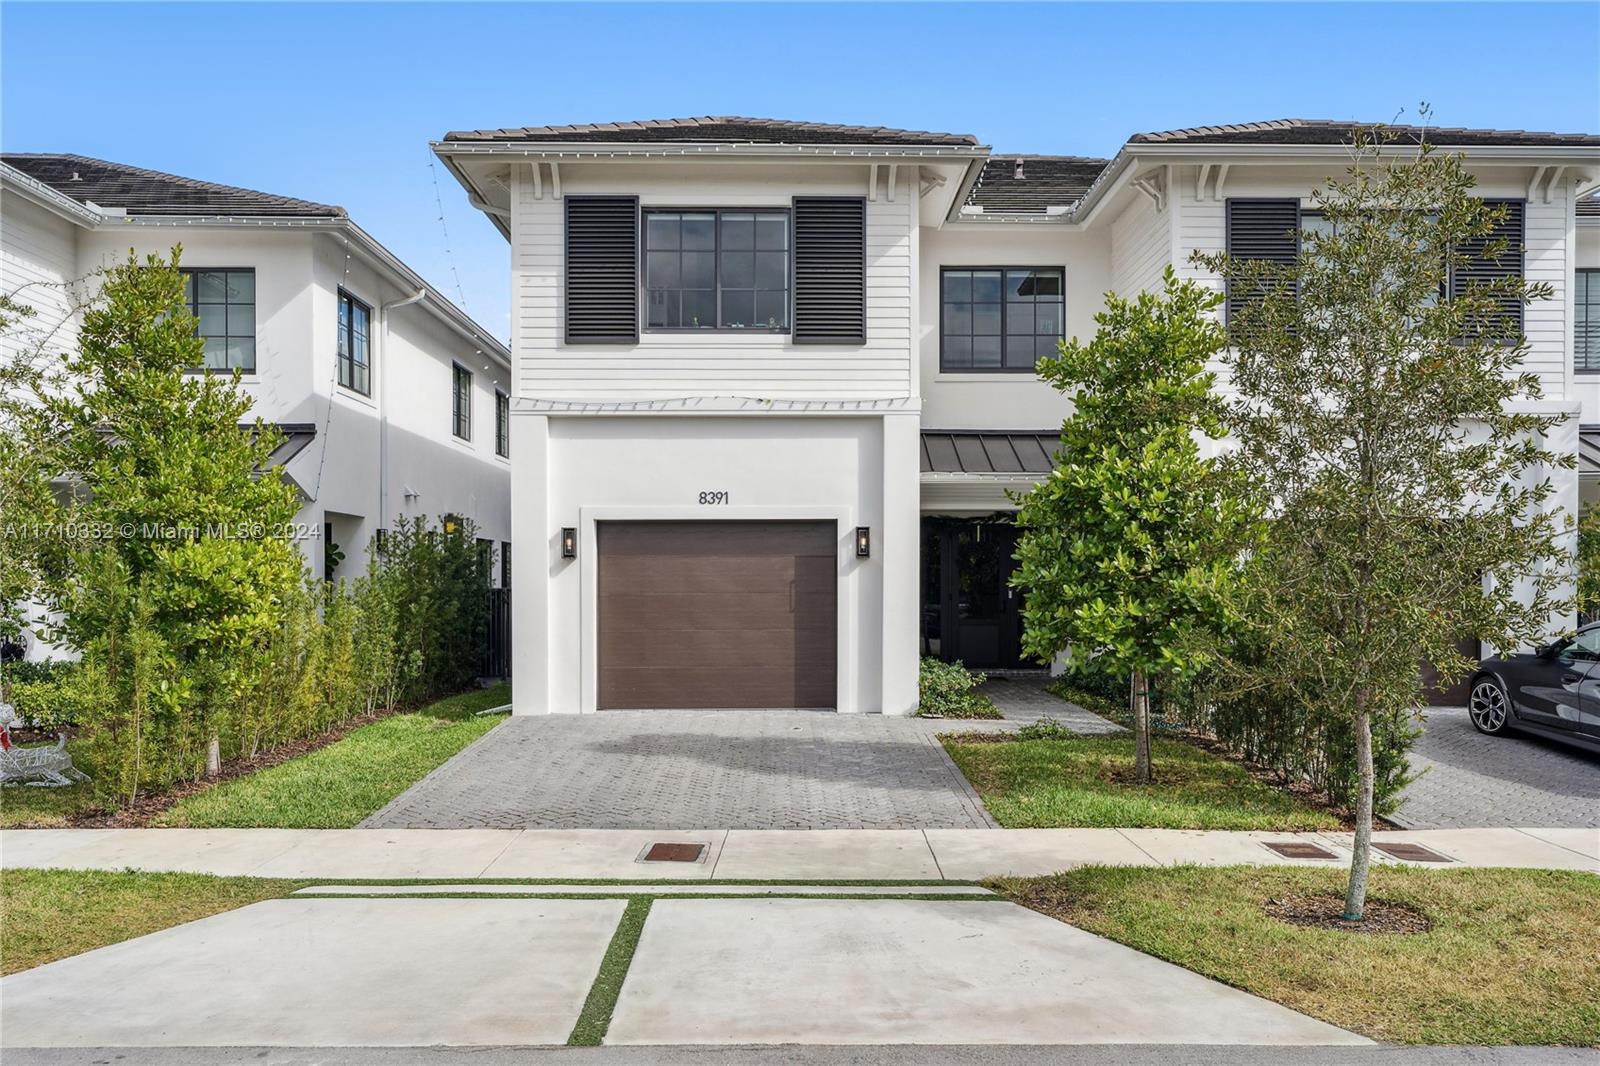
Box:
[1534,643,1554,658]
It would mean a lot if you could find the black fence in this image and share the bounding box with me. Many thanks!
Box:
[482,587,511,679]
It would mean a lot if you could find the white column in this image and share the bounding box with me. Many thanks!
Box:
[510,412,550,713]
[881,411,921,715]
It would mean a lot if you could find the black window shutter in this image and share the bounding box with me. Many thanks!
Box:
[1452,199,1525,336]
[565,196,638,344]
[1225,198,1300,324]
[792,196,866,344]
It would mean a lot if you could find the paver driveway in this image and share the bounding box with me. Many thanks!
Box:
[362,710,998,830]
[1393,706,1599,830]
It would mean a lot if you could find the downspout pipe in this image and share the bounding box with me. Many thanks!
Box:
[378,288,427,540]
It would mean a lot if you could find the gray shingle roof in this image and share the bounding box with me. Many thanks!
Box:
[965,155,1110,213]
[1129,119,1600,148]
[921,431,1060,474]
[2,153,344,217]
[443,116,980,147]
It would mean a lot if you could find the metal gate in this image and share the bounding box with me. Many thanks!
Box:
[482,587,511,679]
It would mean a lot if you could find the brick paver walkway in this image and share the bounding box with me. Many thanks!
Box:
[978,674,1125,734]
[362,711,997,830]
[1392,706,1600,830]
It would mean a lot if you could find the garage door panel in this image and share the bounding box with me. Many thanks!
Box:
[597,593,835,630]
[597,521,837,710]
[601,667,836,709]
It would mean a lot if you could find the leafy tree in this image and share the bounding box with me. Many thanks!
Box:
[1198,129,1567,919]
[0,290,73,651]
[1013,268,1255,780]
[1576,503,1600,621]
[37,249,305,791]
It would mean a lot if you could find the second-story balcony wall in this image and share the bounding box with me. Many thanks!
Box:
[510,162,917,404]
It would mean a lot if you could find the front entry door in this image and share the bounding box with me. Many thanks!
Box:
[922,518,1027,670]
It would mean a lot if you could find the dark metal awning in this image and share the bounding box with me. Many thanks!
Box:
[920,431,1060,475]
[263,422,317,469]
[1581,426,1600,478]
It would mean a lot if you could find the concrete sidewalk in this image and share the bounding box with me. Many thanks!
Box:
[0,895,1367,1049]
[3,825,1594,880]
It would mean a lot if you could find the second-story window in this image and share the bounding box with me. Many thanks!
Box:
[940,268,1064,372]
[337,290,371,395]
[182,269,255,372]
[1579,270,1600,373]
[644,209,789,331]
[495,390,509,457]
[452,363,472,440]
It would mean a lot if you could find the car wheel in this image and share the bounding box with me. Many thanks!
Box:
[1468,677,1512,736]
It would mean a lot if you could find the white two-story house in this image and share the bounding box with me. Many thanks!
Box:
[435,117,1600,715]
[1,154,514,659]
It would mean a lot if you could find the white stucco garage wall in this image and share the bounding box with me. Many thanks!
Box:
[512,412,919,715]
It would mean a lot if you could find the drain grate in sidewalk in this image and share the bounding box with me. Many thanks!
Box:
[1262,841,1337,860]
[1374,841,1452,863]
[639,842,708,863]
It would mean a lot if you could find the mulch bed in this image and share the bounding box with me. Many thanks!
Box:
[1263,892,1432,935]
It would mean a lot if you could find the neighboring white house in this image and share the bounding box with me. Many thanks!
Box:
[435,116,1600,716]
[1572,194,1600,501]
[1,154,513,660]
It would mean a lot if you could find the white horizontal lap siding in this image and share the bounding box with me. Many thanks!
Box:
[1110,194,1171,297]
[510,167,914,401]
[1174,178,1224,294]
[0,195,81,360]
[1522,191,1568,399]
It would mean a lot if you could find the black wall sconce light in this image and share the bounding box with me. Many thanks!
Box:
[855,526,871,559]
[561,527,577,559]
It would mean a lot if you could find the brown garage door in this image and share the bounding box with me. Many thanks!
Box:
[597,521,837,709]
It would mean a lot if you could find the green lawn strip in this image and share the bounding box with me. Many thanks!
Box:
[1,867,305,975]
[567,896,653,1047]
[943,733,1338,830]
[151,684,510,828]
[292,892,1000,901]
[995,864,1600,1046]
[0,775,104,828]
[291,877,979,887]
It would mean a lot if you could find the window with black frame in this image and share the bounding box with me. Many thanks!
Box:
[644,209,789,331]
[452,363,472,440]
[181,269,255,372]
[941,268,1064,371]
[495,390,510,456]
[337,290,371,394]
[1578,269,1600,373]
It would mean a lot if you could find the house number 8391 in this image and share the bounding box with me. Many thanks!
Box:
[697,491,730,505]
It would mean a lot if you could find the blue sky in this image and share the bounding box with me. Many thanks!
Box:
[5,2,1597,340]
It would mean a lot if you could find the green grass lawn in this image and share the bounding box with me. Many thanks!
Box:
[995,865,1600,1046]
[1,867,302,975]
[150,684,509,828]
[943,733,1339,830]
[0,769,105,828]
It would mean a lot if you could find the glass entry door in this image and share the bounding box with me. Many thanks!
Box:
[921,517,1027,670]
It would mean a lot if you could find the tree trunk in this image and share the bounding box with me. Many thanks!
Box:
[1343,702,1375,920]
[206,733,221,778]
[1131,668,1152,783]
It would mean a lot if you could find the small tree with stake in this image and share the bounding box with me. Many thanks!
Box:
[1013,268,1255,781]
[1198,125,1569,920]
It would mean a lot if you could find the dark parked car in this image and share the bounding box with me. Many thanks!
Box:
[1469,626,1600,754]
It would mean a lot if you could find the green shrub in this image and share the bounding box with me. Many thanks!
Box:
[1013,717,1076,742]
[917,657,1002,719]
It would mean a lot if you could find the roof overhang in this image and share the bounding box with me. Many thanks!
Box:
[0,162,104,227]
[961,140,1600,229]
[433,139,992,238]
